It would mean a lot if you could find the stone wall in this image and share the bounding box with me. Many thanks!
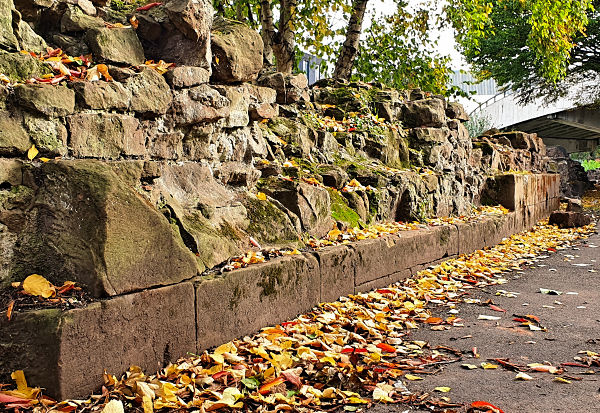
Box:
[0,173,560,399]
[0,0,560,398]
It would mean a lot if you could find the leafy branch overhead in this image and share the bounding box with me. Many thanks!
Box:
[447,0,595,100]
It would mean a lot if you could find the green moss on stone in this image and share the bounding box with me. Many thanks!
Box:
[258,266,284,299]
[327,187,362,228]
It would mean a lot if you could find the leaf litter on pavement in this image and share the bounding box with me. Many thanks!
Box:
[0,220,596,412]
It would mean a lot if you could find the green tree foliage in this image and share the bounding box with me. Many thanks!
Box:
[448,0,595,101]
[351,2,460,96]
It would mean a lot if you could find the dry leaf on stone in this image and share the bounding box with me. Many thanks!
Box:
[22,274,55,298]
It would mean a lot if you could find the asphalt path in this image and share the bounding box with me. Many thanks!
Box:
[364,225,600,413]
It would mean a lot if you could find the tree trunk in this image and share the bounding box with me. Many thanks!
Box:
[333,0,369,80]
[259,1,274,66]
[260,0,276,66]
[272,0,297,74]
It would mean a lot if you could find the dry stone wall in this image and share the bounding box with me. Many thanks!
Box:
[0,0,561,398]
[0,0,551,295]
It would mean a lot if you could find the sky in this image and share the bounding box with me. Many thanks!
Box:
[369,0,467,69]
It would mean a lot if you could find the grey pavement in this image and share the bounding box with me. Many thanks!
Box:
[365,226,600,412]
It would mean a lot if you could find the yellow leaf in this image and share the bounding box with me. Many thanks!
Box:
[142,395,154,413]
[214,342,237,355]
[434,386,451,392]
[553,377,571,384]
[203,387,243,411]
[39,157,51,163]
[101,400,125,413]
[27,145,38,160]
[481,362,498,369]
[257,192,267,201]
[22,274,55,298]
[404,374,423,381]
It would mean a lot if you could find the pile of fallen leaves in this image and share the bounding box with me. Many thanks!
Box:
[1,274,88,320]
[1,220,595,412]
[0,47,174,87]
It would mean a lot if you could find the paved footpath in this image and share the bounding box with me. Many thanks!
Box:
[366,226,600,413]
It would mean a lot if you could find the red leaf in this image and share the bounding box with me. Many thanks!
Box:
[258,377,285,395]
[376,343,396,353]
[0,393,33,405]
[136,2,162,11]
[489,305,506,313]
[281,370,302,388]
[470,401,504,413]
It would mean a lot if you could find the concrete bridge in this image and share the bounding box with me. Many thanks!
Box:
[472,90,600,153]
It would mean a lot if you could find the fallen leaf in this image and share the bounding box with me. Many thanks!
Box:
[461,363,478,370]
[6,300,14,321]
[101,400,124,413]
[404,374,423,381]
[478,315,501,321]
[257,192,267,201]
[27,144,38,160]
[22,274,55,298]
[553,377,572,384]
[515,372,534,381]
[434,386,451,392]
[470,401,505,413]
[481,362,498,369]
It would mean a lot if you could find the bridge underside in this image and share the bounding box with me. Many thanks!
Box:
[505,107,600,153]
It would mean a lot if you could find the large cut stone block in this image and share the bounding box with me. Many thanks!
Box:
[351,226,458,286]
[6,160,200,297]
[195,253,319,350]
[312,245,355,303]
[0,282,196,400]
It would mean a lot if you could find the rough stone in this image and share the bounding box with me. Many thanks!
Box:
[243,196,301,248]
[211,17,263,83]
[213,85,250,128]
[446,101,469,121]
[566,198,583,213]
[72,80,131,110]
[262,178,334,238]
[401,98,447,128]
[258,72,309,104]
[85,27,145,65]
[164,65,210,88]
[60,4,103,32]
[0,0,19,51]
[7,160,200,296]
[125,69,172,115]
[16,19,47,51]
[68,113,145,158]
[171,84,231,125]
[549,211,591,228]
[0,112,30,155]
[0,51,50,82]
[51,33,90,56]
[147,131,184,160]
[215,161,260,187]
[22,113,68,155]
[14,84,75,117]
[164,0,212,41]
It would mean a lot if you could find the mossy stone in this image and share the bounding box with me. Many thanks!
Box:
[0,52,50,82]
[244,196,302,248]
